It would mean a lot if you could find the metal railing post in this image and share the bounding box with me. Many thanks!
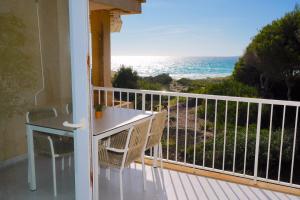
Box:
[142,93,146,111]
[254,103,262,181]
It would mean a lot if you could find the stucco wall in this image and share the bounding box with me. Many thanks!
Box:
[0,0,71,162]
[0,1,117,163]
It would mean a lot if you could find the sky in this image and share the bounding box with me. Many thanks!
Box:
[111,0,299,57]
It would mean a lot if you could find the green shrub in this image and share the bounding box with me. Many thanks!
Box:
[178,77,228,94]
[143,73,172,86]
[139,73,172,91]
[204,79,258,97]
[137,79,163,90]
[177,78,192,86]
[232,57,260,88]
[112,66,138,89]
[198,80,261,126]
[186,124,296,178]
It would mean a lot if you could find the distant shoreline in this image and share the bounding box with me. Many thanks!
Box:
[111,56,237,80]
[112,69,231,93]
[111,70,230,81]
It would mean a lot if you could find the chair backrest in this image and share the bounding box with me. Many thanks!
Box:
[123,118,152,167]
[66,103,72,115]
[33,134,53,156]
[26,107,57,156]
[145,110,167,150]
[26,107,57,123]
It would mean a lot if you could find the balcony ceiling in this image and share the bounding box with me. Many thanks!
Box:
[90,0,145,15]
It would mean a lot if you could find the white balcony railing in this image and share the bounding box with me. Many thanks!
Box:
[93,86,300,189]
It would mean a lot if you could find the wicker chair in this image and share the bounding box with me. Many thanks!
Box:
[138,110,167,191]
[144,110,167,168]
[98,118,152,200]
[26,108,73,196]
[26,107,57,184]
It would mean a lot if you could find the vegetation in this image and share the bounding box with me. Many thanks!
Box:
[94,104,104,112]
[137,79,163,90]
[198,80,261,125]
[177,77,228,93]
[143,73,172,86]
[233,5,300,101]
[203,79,258,97]
[112,67,172,91]
[112,66,139,89]
[186,124,297,178]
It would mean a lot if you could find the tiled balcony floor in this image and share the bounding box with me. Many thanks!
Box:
[0,157,299,200]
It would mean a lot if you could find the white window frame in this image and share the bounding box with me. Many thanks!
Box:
[69,0,92,199]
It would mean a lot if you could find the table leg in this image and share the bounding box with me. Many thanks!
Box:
[93,138,99,200]
[26,125,36,190]
[27,131,31,184]
[26,125,31,184]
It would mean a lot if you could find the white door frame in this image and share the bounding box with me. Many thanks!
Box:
[69,0,92,199]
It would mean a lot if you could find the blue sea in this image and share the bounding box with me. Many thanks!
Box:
[111,56,239,80]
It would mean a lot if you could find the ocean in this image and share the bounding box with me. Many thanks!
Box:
[111,56,239,80]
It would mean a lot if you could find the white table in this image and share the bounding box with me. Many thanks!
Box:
[26,115,74,191]
[92,107,153,200]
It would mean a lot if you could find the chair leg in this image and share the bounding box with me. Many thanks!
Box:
[61,157,64,171]
[119,169,123,200]
[68,155,71,168]
[52,156,57,197]
[153,146,159,168]
[141,152,147,191]
[159,143,163,169]
[28,159,31,183]
[159,143,166,191]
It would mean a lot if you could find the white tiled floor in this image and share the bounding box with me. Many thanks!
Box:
[0,156,299,200]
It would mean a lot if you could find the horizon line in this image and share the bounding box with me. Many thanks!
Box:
[111,55,241,57]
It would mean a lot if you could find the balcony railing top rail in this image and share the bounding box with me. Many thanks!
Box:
[93,86,300,106]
